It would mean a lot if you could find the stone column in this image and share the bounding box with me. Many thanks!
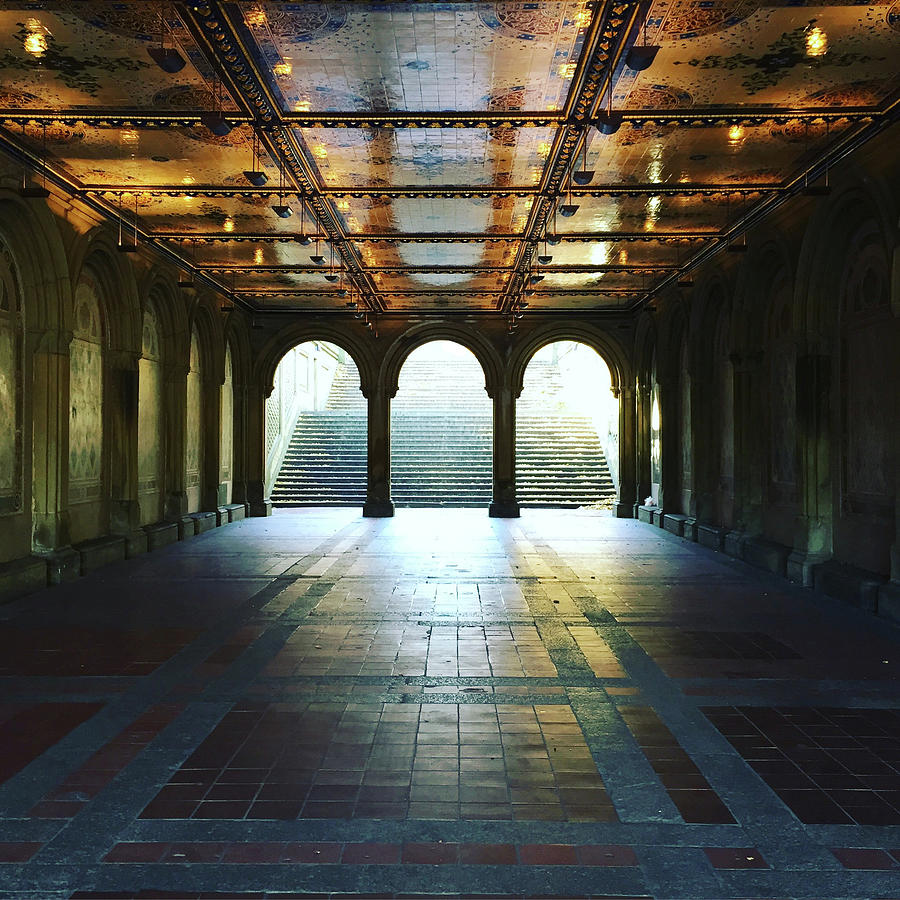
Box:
[245,382,272,517]
[106,348,142,537]
[614,385,636,517]
[163,362,189,521]
[729,351,765,539]
[489,384,519,518]
[30,327,73,552]
[633,381,651,515]
[656,374,679,515]
[230,380,250,508]
[363,385,394,517]
[787,350,833,584]
[202,371,224,511]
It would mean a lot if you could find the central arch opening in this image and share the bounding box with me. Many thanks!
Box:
[517,341,618,508]
[267,341,366,506]
[391,340,492,507]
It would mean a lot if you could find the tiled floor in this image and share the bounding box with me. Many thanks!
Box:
[0,508,898,898]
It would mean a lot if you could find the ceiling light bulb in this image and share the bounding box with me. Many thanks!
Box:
[24,31,48,56]
[254,248,264,265]
[223,217,235,232]
[619,250,628,265]
[806,26,827,57]
[273,61,293,78]
[728,124,744,144]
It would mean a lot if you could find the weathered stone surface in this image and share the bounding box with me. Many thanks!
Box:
[76,536,126,574]
[0,556,47,604]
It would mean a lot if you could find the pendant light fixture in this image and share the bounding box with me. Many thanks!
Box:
[271,159,292,218]
[243,131,268,186]
[295,197,312,245]
[201,79,232,136]
[147,2,186,72]
[625,9,660,71]
[309,234,325,265]
[546,206,561,246]
[324,242,339,281]
[595,83,622,135]
[558,171,579,217]
[571,132,595,185]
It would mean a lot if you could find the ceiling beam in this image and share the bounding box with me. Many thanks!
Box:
[80,184,782,198]
[157,231,719,243]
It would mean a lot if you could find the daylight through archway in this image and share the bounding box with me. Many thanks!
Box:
[517,342,618,508]
[391,341,492,507]
[267,341,365,506]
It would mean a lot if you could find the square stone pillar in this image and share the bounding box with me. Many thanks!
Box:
[245,383,272,517]
[30,328,73,551]
[489,385,519,518]
[614,385,636,517]
[106,349,141,535]
[363,387,394,517]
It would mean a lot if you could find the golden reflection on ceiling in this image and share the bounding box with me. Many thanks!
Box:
[0,0,896,316]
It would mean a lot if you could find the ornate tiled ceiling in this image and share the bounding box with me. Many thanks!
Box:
[0,0,897,317]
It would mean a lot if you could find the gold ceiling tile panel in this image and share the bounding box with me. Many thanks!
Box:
[297,126,556,188]
[0,3,235,110]
[616,0,899,112]
[238,1,591,114]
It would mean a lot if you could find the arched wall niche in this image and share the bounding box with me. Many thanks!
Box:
[138,293,165,526]
[0,192,70,558]
[70,228,140,355]
[797,182,898,344]
[67,265,108,542]
[256,323,374,399]
[381,321,501,399]
[190,295,226,388]
[0,231,25,522]
[508,321,629,400]
[184,322,204,513]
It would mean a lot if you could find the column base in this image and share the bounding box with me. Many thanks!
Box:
[363,499,395,518]
[489,501,520,518]
[613,502,635,519]
[248,499,273,518]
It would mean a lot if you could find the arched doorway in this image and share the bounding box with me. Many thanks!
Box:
[391,340,492,507]
[517,341,618,508]
[266,341,365,506]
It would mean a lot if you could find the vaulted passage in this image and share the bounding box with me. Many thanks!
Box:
[517,341,618,508]
[268,343,367,507]
[4,509,900,898]
[390,341,493,507]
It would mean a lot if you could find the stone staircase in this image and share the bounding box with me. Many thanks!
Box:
[271,357,616,508]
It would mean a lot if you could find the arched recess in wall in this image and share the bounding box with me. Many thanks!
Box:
[0,191,69,559]
[138,295,165,525]
[184,323,204,514]
[762,249,799,548]
[689,274,734,527]
[68,266,108,542]
[0,236,24,522]
[826,197,896,574]
[712,298,735,529]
